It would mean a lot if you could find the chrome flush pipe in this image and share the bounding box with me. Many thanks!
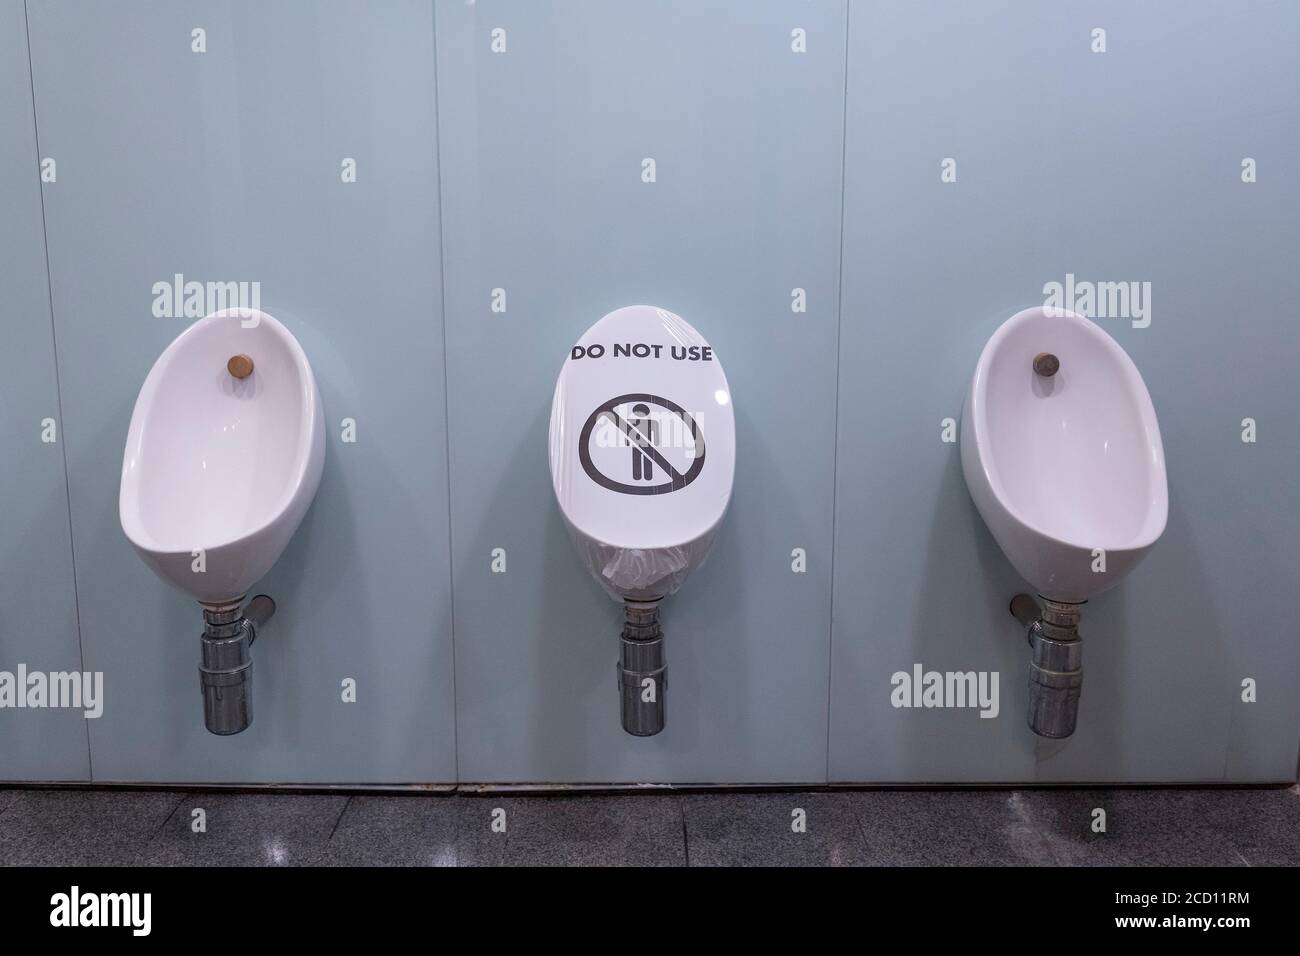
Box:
[617,598,666,736]
[1011,594,1084,739]
[198,594,276,735]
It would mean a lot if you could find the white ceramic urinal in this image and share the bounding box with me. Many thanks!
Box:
[961,307,1167,601]
[960,306,1166,737]
[120,308,324,734]
[549,304,735,735]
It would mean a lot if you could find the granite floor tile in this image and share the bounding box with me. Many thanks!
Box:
[846,790,1056,866]
[452,795,513,866]
[322,795,461,866]
[1113,786,1300,866]
[0,789,182,866]
[684,792,869,866]
[1209,785,1300,866]
[135,792,348,866]
[0,786,1292,867]
[1018,789,1250,867]
[491,794,685,867]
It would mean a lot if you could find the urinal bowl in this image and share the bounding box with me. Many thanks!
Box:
[961,307,1167,603]
[120,308,325,734]
[961,306,1167,738]
[549,305,736,735]
[120,308,325,604]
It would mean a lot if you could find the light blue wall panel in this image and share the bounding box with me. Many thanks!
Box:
[7,0,1293,787]
[27,0,456,783]
[0,0,89,781]
[830,0,1300,783]
[437,0,847,782]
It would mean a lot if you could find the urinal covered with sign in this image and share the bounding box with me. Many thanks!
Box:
[548,304,735,735]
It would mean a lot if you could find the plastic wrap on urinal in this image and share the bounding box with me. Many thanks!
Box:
[584,537,693,600]
[548,304,734,602]
[551,385,691,598]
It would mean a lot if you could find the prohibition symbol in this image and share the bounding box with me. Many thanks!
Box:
[578,393,706,496]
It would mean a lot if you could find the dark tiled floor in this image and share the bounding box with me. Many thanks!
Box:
[136,793,349,867]
[0,785,1295,867]
[495,794,685,867]
[323,795,462,867]
[846,790,1055,865]
[684,792,871,866]
[1190,788,1300,866]
[0,790,182,866]
[1015,789,1250,867]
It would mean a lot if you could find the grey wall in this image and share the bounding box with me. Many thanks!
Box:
[437,1,844,783]
[1,0,1295,785]
[0,0,87,780]
[19,0,456,783]
[829,0,1300,783]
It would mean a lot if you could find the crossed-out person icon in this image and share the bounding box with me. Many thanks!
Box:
[578,393,706,496]
[628,402,659,481]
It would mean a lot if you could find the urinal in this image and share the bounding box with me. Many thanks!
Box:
[120,308,325,734]
[961,306,1166,737]
[549,304,735,735]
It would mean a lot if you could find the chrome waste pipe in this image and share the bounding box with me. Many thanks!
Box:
[198,594,276,736]
[617,598,666,737]
[1011,594,1084,739]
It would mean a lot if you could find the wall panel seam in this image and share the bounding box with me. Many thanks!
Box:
[823,0,852,785]
[431,0,460,784]
[22,0,93,781]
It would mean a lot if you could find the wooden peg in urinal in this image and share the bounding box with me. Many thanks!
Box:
[1033,352,1059,377]
[227,354,254,379]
